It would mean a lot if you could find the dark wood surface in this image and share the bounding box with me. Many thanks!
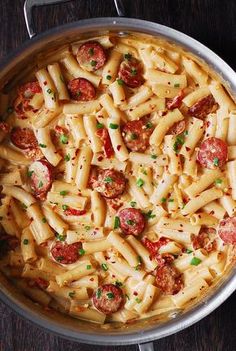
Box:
[0,0,236,350]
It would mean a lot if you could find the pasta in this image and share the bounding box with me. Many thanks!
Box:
[0,32,235,327]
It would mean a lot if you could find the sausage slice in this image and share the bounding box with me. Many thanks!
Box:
[197,137,228,169]
[92,284,124,314]
[77,41,106,72]
[119,208,145,236]
[122,118,153,152]
[67,78,96,101]
[51,241,81,264]
[90,168,126,199]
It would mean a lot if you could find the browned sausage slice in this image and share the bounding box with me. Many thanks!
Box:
[188,94,218,118]
[77,41,106,72]
[119,208,145,236]
[168,120,186,135]
[51,241,81,264]
[218,217,236,245]
[122,118,153,152]
[197,137,228,169]
[192,228,217,252]
[118,57,143,88]
[92,284,124,314]
[18,81,42,98]
[67,78,96,101]
[10,127,38,150]
[28,159,53,200]
[156,264,183,295]
[166,90,185,110]
[90,168,126,199]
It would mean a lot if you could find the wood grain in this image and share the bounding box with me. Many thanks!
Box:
[0,0,235,350]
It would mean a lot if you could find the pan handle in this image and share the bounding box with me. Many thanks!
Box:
[24,0,126,39]
[138,342,154,351]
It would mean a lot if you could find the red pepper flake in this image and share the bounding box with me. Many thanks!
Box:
[97,155,104,161]
[64,208,87,216]
[117,145,121,151]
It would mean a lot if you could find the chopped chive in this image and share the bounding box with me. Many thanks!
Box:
[213,157,219,167]
[127,219,135,225]
[130,201,137,208]
[88,48,94,56]
[190,257,202,266]
[186,249,193,254]
[85,226,91,231]
[115,280,123,287]
[96,289,102,298]
[62,204,69,211]
[64,154,70,162]
[109,123,119,129]
[115,281,123,287]
[23,239,29,245]
[90,60,97,67]
[21,203,27,210]
[56,256,64,262]
[107,292,114,299]
[141,168,147,175]
[215,178,222,185]
[38,181,43,188]
[125,294,130,300]
[161,197,166,203]
[151,154,157,159]
[124,53,132,60]
[68,291,75,298]
[168,198,174,202]
[55,233,66,241]
[27,170,34,177]
[39,143,47,148]
[47,88,52,94]
[106,75,112,80]
[104,176,113,183]
[60,190,68,196]
[86,264,92,270]
[76,91,81,97]
[184,130,189,136]
[117,79,124,86]
[79,248,85,256]
[96,122,104,129]
[131,133,137,140]
[42,217,47,223]
[114,216,120,229]
[144,210,156,220]
[101,263,108,271]
[60,134,68,144]
[174,83,180,87]
[145,122,153,129]
[135,298,142,303]
[131,68,137,76]
[136,178,144,187]
[173,133,185,153]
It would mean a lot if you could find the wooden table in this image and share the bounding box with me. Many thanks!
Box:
[0,0,236,350]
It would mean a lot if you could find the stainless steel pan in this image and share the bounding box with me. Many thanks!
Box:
[0,1,235,350]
